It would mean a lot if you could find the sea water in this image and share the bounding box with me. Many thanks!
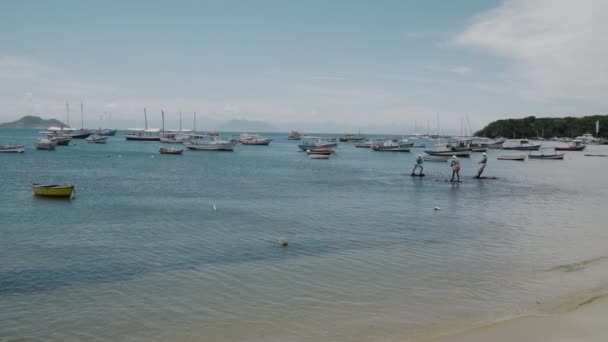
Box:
[1,129,608,341]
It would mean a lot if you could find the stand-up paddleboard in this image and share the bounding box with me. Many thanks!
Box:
[410,173,425,177]
[473,176,498,179]
[436,179,462,183]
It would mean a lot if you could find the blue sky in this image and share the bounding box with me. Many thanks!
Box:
[1,0,605,132]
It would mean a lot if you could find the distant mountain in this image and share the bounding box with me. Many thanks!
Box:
[0,115,68,129]
[219,119,277,132]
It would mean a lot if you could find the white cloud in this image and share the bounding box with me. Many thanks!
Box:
[455,0,608,104]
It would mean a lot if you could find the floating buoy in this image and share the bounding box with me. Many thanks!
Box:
[279,239,288,247]
[434,207,440,211]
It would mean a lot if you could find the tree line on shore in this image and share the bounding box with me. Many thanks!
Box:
[474,115,607,139]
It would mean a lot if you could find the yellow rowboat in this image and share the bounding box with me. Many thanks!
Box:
[32,183,75,198]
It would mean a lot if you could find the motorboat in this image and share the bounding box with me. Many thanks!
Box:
[183,137,237,151]
[372,139,411,152]
[288,131,302,140]
[97,128,117,136]
[35,138,57,150]
[501,139,542,150]
[159,147,184,155]
[86,135,108,144]
[298,137,338,151]
[575,133,600,145]
[44,131,72,145]
[32,183,74,198]
[234,134,272,145]
[555,140,586,151]
[0,144,25,153]
[497,155,526,161]
[354,138,383,148]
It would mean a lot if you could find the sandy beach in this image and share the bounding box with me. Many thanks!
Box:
[429,294,608,342]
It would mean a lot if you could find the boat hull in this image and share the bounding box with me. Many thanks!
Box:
[529,154,564,160]
[32,184,74,198]
[160,148,184,155]
[502,145,541,150]
[425,150,471,157]
[555,146,585,151]
[497,155,526,161]
[372,147,410,152]
[184,142,236,151]
[0,145,25,153]
[125,135,161,141]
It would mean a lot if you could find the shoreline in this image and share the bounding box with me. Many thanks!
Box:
[424,291,608,342]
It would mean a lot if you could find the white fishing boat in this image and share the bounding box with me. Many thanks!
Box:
[183,137,237,151]
[372,139,411,152]
[354,138,383,148]
[528,152,565,160]
[35,138,57,150]
[501,139,542,150]
[86,135,108,144]
[0,144,25,153]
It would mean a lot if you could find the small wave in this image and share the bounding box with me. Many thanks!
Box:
[546,256,608,272]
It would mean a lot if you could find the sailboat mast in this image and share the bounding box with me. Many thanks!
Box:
[80,102,84,130]
[193,112,197,132]
[179,111,182,132]
[144,108,148,130]
[161,110,165,132]
[66,102,70,127]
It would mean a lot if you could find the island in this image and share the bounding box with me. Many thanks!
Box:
[0,115,68,129]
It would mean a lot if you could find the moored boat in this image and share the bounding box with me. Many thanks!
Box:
[32,183,74,198]
[97,128,117,136]
[0,144,25,153]
[86,135,108,144]
[355,138,383,148]
[501,139,542,150]
[497,155,526,161]
[424,149,471,157]
[183,137,237,151]
[288,131,302,140]
[528,152,564,160]
[339,133,365,142]
[159,147,184,155]
[35,138,57,150]
[372,139,411,152]
[555,140,586,151]
[298,137,338,151]
[235,134,272,145]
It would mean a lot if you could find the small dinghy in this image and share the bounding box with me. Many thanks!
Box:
[529,153,564,160]
[86,135,108,144]
[497,155,526,161]
[0,144,25,153]
[32,183,74,198]
[159,147,184,155]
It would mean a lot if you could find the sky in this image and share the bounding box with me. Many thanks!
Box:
[1,0,607,133]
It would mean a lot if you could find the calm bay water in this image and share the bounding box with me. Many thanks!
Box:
[1,129,608,341]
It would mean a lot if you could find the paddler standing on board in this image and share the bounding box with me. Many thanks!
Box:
[450,155,461,182]
[411,154,424,176]
[475,152,488,178]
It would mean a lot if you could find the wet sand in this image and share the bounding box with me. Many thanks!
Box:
[429,295,608,342]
